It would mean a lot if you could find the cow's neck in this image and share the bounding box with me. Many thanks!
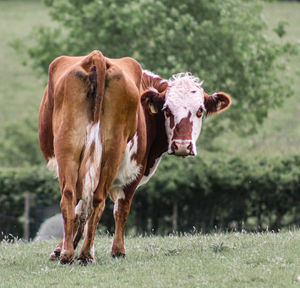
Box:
[142,107,168,176]
[140,71,169,175]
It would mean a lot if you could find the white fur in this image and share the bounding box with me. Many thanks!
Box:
[143,70,167,84]
[112,188,126,217]
[112,133,141,189]
[47,157,59,178]
[138,157,162,187]
[164,73,205,155]
[76,122,102,220]
[143,70,161,79]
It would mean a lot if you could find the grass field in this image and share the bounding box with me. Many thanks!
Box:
[0,2,299,287]
[0,231,299,288]
[0,0,50,124]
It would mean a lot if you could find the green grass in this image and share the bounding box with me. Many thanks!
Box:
[0,0,50,134]
[0,232,299,288]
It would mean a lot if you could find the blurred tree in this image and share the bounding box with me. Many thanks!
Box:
[27,0,294,141]
[273,21,288,38]
[0,115,43,167]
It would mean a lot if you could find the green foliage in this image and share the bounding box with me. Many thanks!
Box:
[0,117,43,167]
[135,152,300,233]
[0,166,60,239]
[273,21,288,38]
[1,153,299,239]
[26,0,294,138]
[0,0,50,168]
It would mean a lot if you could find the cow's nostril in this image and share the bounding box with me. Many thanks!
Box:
[187,142,195,155]
[171,142,178,152]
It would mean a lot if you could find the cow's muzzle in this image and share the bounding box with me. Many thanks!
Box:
[170,141,194,157]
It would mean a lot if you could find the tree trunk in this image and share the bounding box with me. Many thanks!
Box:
[24,191,30,241]
[172,200,178,233]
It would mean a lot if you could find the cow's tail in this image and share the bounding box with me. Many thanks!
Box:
[82,50,111,122]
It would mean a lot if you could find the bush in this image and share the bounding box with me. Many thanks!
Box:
[26,0,295,139]
[1,154,299,238]
[134,152,300,234]
[0,166,60,239]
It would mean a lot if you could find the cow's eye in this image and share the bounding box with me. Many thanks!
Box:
[163,107,171,118]
[196,107,204,118]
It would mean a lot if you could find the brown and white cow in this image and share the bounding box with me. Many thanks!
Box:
[39,50,230,264]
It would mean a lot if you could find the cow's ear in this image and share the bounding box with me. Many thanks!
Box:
[141,89,165,114]
[204,92,231,116]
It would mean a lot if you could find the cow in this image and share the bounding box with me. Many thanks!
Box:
[39,50,231,264]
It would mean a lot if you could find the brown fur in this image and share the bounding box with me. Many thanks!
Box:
[172,112,193,140]
[39,51,231,263]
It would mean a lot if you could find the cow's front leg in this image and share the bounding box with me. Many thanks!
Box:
[111,190,134,258]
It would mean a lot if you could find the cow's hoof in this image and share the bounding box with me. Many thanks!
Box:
[49,250,60,261]
[77,255,95,265]
[59,251,74,265]
[111,252,126,258]
[59,257,74,265]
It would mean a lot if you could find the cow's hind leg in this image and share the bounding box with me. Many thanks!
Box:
[57,160,79,264]
[49,211,82,261]
[78,140,129,264]
[49,240,63,260]
[77,195,107,265]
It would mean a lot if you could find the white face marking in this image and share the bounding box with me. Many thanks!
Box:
[112,133,141,189]
[164,73,205,155]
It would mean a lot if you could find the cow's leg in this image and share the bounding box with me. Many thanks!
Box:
[111,188,135,257]
[49,215,81,261]
[73,199,94,250]
[77,192,107,264]
[48,162,80,263]
[49,240,63,260]
[78,139,129,264]
[57,161,79,264]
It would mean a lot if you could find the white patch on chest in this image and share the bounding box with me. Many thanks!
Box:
[138,156,162,187]
[112,133,141,189]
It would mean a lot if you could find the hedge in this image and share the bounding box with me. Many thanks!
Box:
[0,153,299,239]
[0,166,60,240]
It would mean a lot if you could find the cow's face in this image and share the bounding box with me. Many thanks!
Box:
[163,74,206,156]
[142,73,231,157]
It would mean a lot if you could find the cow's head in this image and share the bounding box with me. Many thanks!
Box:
[142,73,231,157]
